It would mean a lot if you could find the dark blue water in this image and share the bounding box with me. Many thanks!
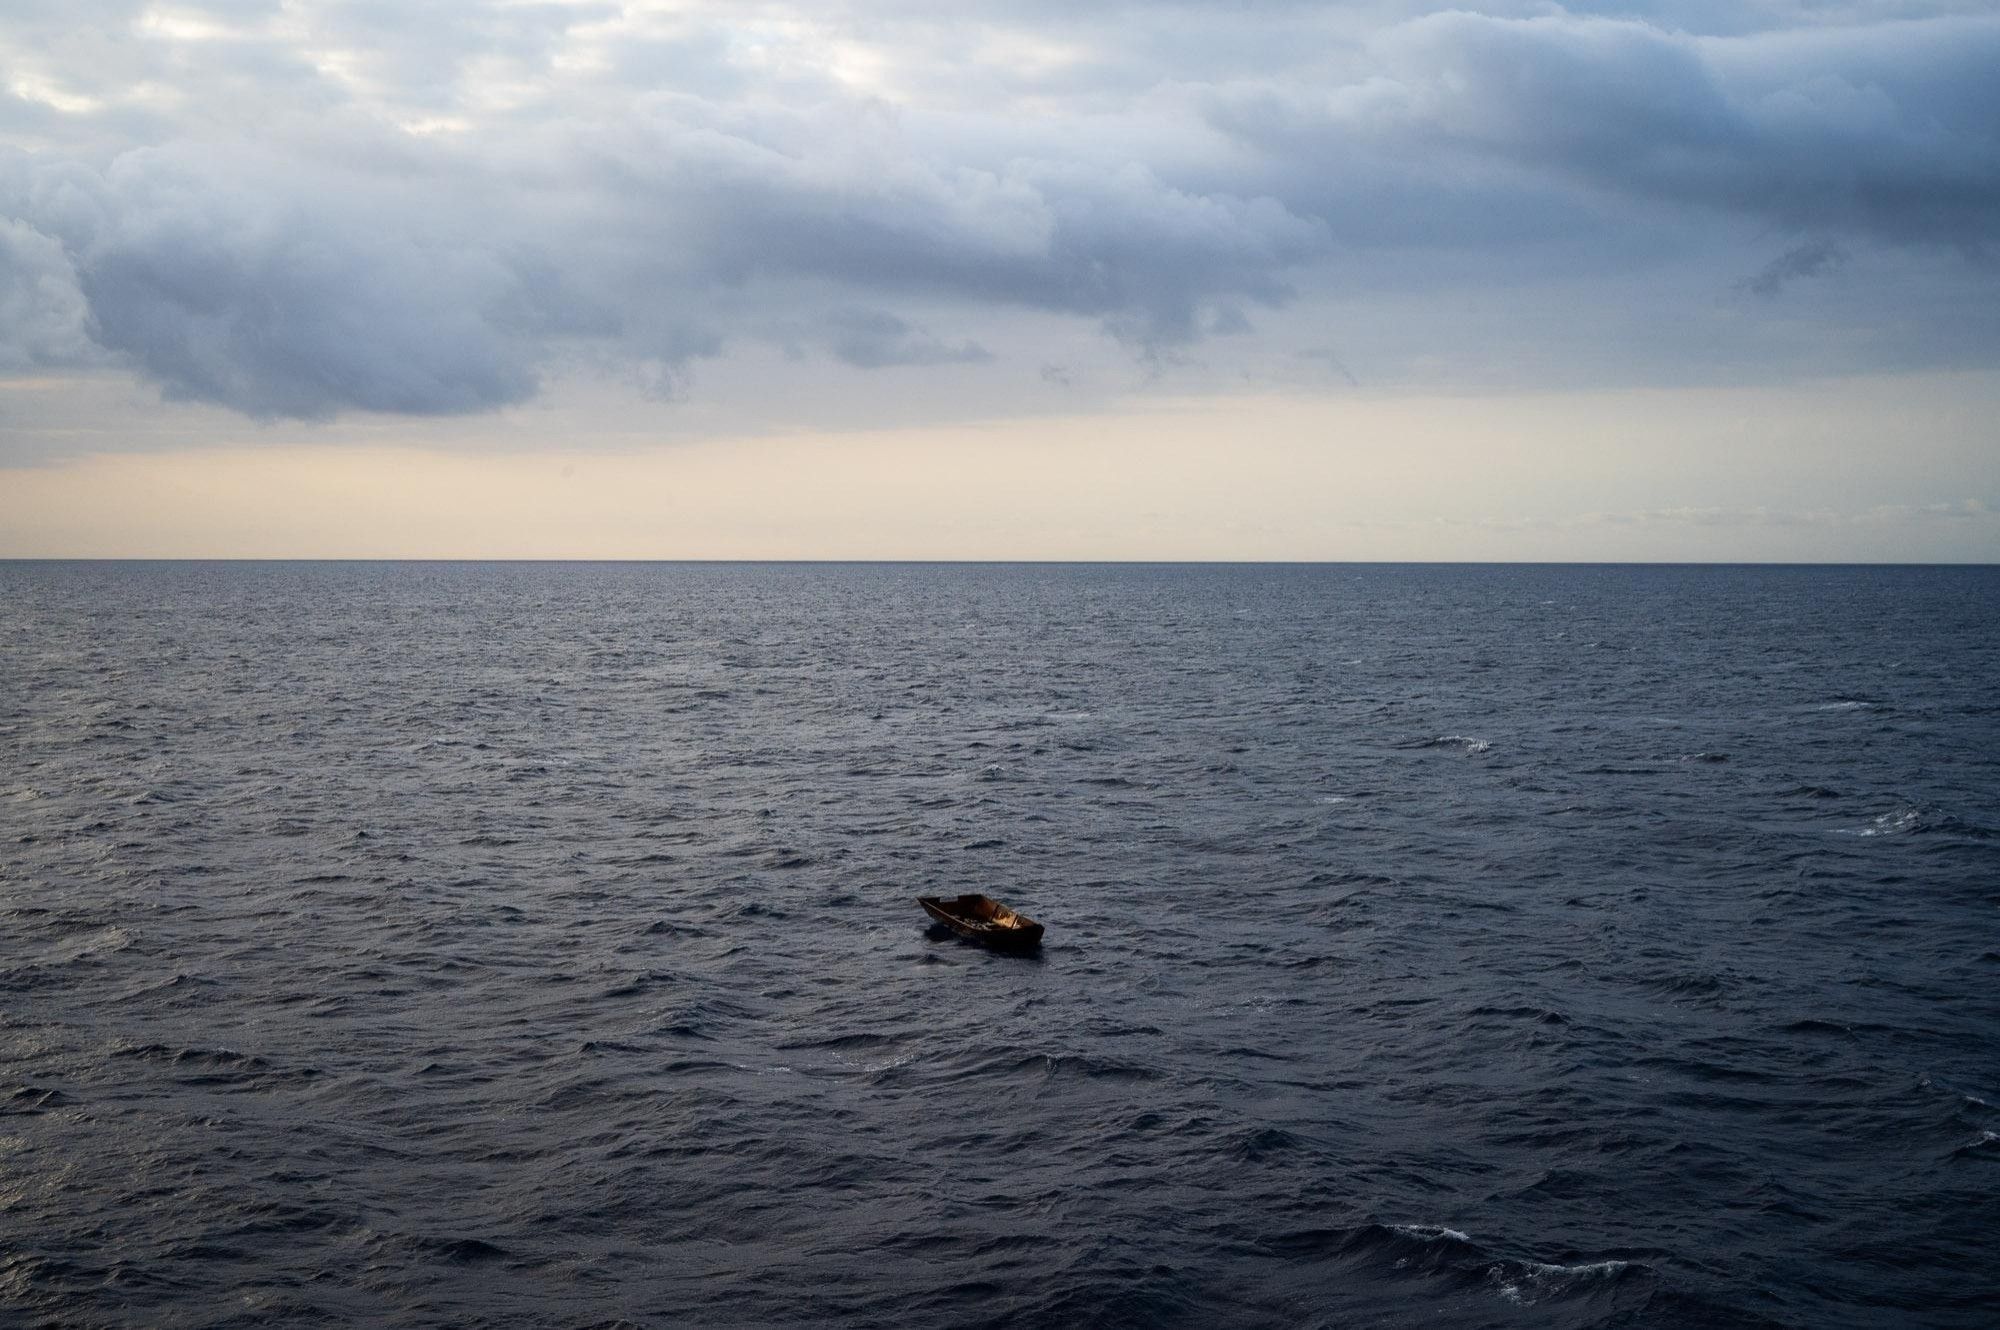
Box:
[3,562,1996,1328]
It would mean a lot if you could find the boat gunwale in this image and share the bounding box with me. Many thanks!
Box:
[917,893,1045,949]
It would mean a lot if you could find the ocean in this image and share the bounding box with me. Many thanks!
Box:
[2,561,1995,1328]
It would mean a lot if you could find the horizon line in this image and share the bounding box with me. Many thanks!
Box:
[3,557,1996,568]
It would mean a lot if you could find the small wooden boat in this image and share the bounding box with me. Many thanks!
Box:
[917,893,1044,951]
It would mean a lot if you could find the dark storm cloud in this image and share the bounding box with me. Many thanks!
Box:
[1,2,1997,423]
[1212,11,2000,251]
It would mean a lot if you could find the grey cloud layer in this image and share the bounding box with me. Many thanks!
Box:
[1387,13,2000,247]
[0,2,1995,421]
[11,145,545,416]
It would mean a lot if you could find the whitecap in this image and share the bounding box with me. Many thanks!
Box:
[1850,808,1922,837]
[1490,1256,1632,1306]
[1524,1258,1630,1279]
[1391,1223,1470,1243]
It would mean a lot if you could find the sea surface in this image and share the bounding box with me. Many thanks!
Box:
[2,561,1996,1328]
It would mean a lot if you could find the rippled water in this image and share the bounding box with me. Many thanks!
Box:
[3,561,1997,1328]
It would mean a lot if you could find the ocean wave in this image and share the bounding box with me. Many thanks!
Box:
[1,1086,73,1115]
[1949,1130,2000,1160]
[1493,1257,1636,1307]
[1852,807,1925,837]
[5,562,1996,1329]
[106,1044,323,1090]
[1843,803,1995,840]
[1263,1221,1653,1315]
[1406,735,1492,754]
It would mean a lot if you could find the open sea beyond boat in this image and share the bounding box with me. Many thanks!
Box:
[1,561,1996,1327]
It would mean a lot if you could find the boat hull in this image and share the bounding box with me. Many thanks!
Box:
[918,894,1044,950]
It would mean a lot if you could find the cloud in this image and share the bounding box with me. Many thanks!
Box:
[0,215,95,370]
[1,2,1997,428]
[1562,498,1999,530]
[1295,347,1359,387]
[1740,237,1847,297]
[818,308,991,369]
[3,144,545,417]
[0,66,1322,416]
[1213,11,2000,251]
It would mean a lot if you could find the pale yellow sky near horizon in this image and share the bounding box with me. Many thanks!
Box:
[4,371,1997,562]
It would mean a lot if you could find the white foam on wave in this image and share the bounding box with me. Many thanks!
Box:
[1491,1257,1632,1306]
[1313,795,1350,805]
[1916,1072,1992,1109]
[1391,1223,1470,1243]
[1849,808,1922,837]
[1437,735,1491,754]
[1525,1258,1630,1279]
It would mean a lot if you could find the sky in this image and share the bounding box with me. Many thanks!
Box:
[1,0,1997,560]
